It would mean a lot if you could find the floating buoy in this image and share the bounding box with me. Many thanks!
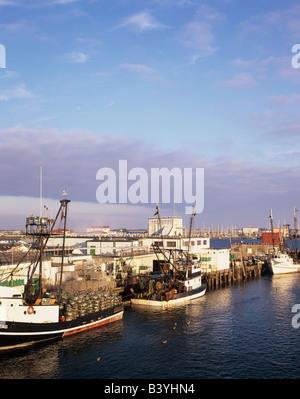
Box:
[163,340,167,344]
[97,357,101,362]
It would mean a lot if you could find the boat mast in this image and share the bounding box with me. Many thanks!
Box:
[154,204,162,238]
[186,206,196,278]
[294,206,298,261]
[24,197,69,304]
[283,223,290,252]
[58,196,71,303]
[269,209,275,252]
[187,205,196,260]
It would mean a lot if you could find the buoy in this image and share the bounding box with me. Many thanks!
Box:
[163,340,167,344]
[97,357,101,362]
[27,306,34,315]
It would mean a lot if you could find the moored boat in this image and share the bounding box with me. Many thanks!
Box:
[0,197,123,352]
[0,285,123,351]
[268,251,300,275]
[130,257,206,309]
[267,208,300,275]
[130,205,206,308]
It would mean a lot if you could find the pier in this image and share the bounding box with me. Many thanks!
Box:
[203,262,264,292]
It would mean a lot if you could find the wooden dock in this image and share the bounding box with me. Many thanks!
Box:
[203,262,265,292]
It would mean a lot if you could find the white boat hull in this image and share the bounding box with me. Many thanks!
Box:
[131,285,206,309]
[268,252,300,274]
[269,261,300,274]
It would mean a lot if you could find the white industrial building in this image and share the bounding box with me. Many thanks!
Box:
[195,248,230,272]
[87,238,140,256]
[140,236,210,251]
[148,216,184,236]
[86,235,230,272]
[242,227,259,237]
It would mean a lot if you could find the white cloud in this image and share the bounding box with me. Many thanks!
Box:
[0,195,151,231]
[1,0,80,6]
[180,21,214,49]
[62,51,89,64]
[50,0,79,3]
[0,0,17,5]
[0,20,28,31]
[121,63,164,82]
[0,84,35,100]
[0,70,19,79]
[178,6,223,57]
[218,72,259,88]
[122,63,156,74]
[117,11,168,33]
[241,4,300,39]
[0,127,299,230]
[268,93,300,106]
[230,58,256,68]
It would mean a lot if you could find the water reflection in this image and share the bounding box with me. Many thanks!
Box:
[0,341,61,379]
[1,275,300,379]
[0,319,124,379]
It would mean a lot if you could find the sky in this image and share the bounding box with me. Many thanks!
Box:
[0,0,300,231]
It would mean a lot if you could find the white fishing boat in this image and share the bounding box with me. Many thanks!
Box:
[130,205,206,309]
[268,251,300,275]
[131,257,206,309]
[267,208,300,274]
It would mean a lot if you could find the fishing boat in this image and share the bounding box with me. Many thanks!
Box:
[130,252,206,309]
[267,208,300,275]
[268,251,300,274]
[0,197,123,352]
[130,205,206,309]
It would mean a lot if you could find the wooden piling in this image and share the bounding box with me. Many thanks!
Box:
[203,261,263,292]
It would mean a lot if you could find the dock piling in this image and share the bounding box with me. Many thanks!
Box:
[203,261,263,292]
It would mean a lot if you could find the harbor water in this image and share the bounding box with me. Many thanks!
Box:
[1,239,300,381]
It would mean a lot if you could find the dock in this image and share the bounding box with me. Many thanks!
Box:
[203,261,265,292]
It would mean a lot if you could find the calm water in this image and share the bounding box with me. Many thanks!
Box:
[1,273,300,380]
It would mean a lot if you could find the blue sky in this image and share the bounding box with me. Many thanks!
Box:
[0,0,300,231]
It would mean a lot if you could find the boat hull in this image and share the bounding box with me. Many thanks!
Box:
[131,284,206,309]
[0,305,123,352]
[269,261,300,275]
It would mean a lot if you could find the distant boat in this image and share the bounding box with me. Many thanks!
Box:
[267,208,300,275]
[268,251,300,275]
[0,197,123,352]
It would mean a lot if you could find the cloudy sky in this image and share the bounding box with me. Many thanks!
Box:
[0,0,300,231]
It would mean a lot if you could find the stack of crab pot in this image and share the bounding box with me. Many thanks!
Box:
[60,289,122,321]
